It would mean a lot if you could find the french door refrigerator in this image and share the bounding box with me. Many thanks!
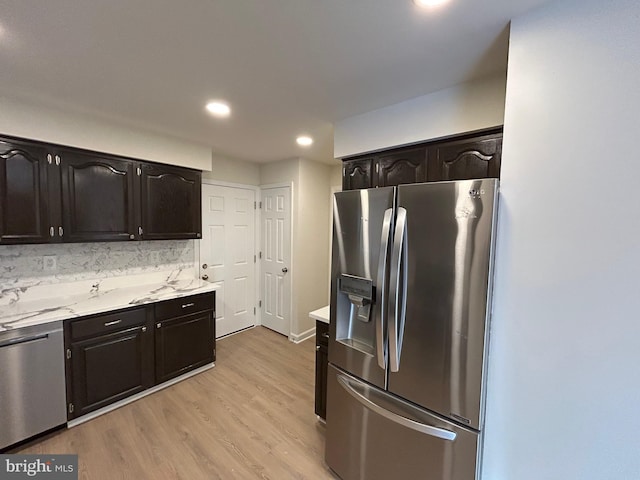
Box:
[326,179,498,480]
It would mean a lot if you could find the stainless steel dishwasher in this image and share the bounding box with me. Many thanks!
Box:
[0,321,67,449]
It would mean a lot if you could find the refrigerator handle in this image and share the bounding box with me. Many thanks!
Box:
[375,208,393,370]
[337,374,457,441]
[388,207,407,373]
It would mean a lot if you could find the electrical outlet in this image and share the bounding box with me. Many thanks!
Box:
[43,255,57,271]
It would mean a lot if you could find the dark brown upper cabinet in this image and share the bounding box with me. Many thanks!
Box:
[376,147,427,187]
[341,128,502,190]
[343,158,374,191]
[427,132,502,182]
[59,151,138,242]
[0,134,203,244]
[140,163,202,240]
[0,138,60,244]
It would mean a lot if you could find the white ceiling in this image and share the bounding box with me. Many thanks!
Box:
[0,0,551,164]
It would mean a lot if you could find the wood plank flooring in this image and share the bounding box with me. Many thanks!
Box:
[15,327,338,479]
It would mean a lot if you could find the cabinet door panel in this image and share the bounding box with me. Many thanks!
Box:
[60,152,137,242]
[428,134,502,182]
[155,312,214,384]
[0,139,52,244]
[377,148,427,187]
[69,325,152,419]
[140,164,201,240]
[343,159,373,190]
[315,321,329,419]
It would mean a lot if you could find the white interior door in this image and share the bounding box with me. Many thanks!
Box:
[261,186,292,337]
[201,184,256,338]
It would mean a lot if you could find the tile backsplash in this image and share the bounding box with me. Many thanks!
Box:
[0,240,196,294]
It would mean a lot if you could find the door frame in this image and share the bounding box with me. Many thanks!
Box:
[198,179,261,329]
[259,182,294,340]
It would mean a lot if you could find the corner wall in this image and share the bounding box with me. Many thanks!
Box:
[483,1,640,478]
[203,153,260,185]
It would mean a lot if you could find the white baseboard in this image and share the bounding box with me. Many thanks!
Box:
[290,326,316,344]
[67,363,215,428]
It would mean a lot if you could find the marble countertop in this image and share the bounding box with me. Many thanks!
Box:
[0,274,219,332]
[309,305,330,324]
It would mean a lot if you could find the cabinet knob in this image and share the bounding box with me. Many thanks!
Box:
[156,323,161,329]
[58,226,64,237]
[129,234,135,240]
[316,345,321,351]
[202,274,209,281]
[202,263,208,269]
[141,326,147,333]
[282,267,288,273]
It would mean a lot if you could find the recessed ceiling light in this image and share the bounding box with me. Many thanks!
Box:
[413,0,448,7]
[205,101,231,118]
[296,136,313,147]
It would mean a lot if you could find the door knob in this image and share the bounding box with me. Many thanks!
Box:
[202,274,209,281]
[282,267,288,273]
[202,263,208,269]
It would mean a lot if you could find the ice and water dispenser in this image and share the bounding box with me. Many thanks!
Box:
[334,273,376,355]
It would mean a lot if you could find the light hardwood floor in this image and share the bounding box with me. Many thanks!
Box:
[16,327,338,479]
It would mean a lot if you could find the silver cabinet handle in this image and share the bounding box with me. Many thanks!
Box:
[141,326,147,333]
[55,155,61,166]
[129,234,135,240]
[138,226,143,236]
[47,154,53,165]
[50,226,55,237]
[156,323,161,329]
[58,226,64,237]
[316,345,321,351]
[337,374,456,441]
[322,332,329,338]
[376,208,393,370]
[181,302,195,309]
[388,207,407,373]
[104,320,121,327]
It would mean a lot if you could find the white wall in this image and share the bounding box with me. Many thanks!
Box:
[203,153,260,185]
[295,159,332,335]
[334,74,506,158]
[483,1,640,479]
[0,96,211,170]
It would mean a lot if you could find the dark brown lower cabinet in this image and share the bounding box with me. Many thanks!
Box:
[64,292,216,421]
[65,307,153,420]
[155,311,214,384]
[315,321,329,420]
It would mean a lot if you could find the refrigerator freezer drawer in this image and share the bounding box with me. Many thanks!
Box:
[326,364,479,480]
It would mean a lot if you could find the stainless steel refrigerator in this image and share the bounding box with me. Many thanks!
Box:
[326,179,498,480]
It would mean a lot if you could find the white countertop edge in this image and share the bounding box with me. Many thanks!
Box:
[0,281,219,332]
[309,305,330,324]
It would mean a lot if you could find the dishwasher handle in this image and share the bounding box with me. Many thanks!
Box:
[0,333,49,349]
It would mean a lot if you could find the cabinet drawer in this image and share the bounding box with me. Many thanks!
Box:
[70,307,146,341]
[154,292,214,321]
